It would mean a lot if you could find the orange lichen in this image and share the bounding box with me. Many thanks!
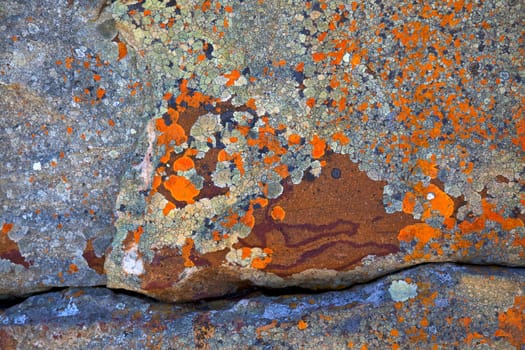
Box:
[270,205,286,221]
[224,69,241,86]
[68,263,79,273]
[398,223,441,245]
[416,158,438,178]
[332,131,350,145]
[494,296,525,348]
[163,201,176,216]
[156,118,187,146]
[297,320,308,330]
[133,226,144,244]
[172,156,195,171]
[1,223,13,235]
[402,191,417,215]
[181,237,195,267]
[164,175,199,204]
[117,41,127,61]
[251,249,273,269]
[288,133,302,145]
[421,184,454,220]
[310,134,326,159]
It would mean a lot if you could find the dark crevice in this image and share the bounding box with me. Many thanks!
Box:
[1,261,524,310]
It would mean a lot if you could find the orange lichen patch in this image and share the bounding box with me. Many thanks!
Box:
[172,156,195,171]
[256,320,278,339]
[241,247,252,259]
[156,118,187,146]
[240,204,256,229]
[312,52,326,62]
[398,223,441,245]
[133,226,144,244]
[224,69,241,86]
[402,191,417,215]
[494,296,525,348]
[68,263,79,273]
[288,133,302,146]
[270,205,286,221]
[250,197,269,208]
[181,237,195,268]
[96,87,106,99]
[421,184,454,220]
[297,320,308,330]
[164,175,199,204]
[1,223,13,235]
[251,257,270,269]
[117,41,127,61]
[310,134,326,159]
[163,201,176,216]
[416,158,438,178]
[332,131,350,145]
[273,163,289,179]
[482,199,524,231]
[246,98,257,110]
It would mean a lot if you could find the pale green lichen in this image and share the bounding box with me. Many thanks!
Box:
[388,280,418,302]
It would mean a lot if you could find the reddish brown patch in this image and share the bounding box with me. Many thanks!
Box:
[82,238,105,274]
[0,224,30,268]
[0,330,17,350]
[236,153,417,276]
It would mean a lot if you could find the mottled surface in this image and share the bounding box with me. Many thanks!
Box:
[105,0,525,301]
[0,0,152,296]
[1,264,524,349]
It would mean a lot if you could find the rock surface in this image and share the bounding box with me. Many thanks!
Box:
[1,264,524,349]
[0,0,153,296]
[0,1,524,348]
[104,0,525,301]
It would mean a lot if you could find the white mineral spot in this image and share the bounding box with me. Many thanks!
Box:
[130,128,137,134]
[122,246,144,276]
[32,162,41,171]
[57,298,79,317]
[388,280,418,302]
[426,192,435,200]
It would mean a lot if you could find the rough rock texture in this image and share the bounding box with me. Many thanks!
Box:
[1,1,525,349]
[0,0,153,296]
[1,264,524,349]
[104,0,525,301]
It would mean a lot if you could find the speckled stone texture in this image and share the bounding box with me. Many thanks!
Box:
[1,1,524,347]
[1,264,524,349]
[0,0,153,296]
[104,0,524,301]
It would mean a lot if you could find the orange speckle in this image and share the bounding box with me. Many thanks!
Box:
[172,156,195,172]
[246,98,257,110]
[163,175,199,204]
[117,41,127,61]
[402,191,416,214]
[143,9,151,16]
[133,226,144,244]
[181,237,195,267]
[96,87,105,99]
[416,159,438,178]
[1,223,14,235]
[68,263,79,273]
[93,74,101,81]
[224,69,241,86]
[66,126,73,135]
[297,320,308,330]
[310,134,326,159]
[332,131,350,145]
[270,205,286,221]
[108,119,115,127]
[251,255,272,269]
[224,5,233,13]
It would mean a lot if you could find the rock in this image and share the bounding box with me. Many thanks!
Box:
[104,0,524,301]
[1,264,524,349]
[0,0,152,296]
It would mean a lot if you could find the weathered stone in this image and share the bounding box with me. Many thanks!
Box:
[1,264,524,349]
[105,0,524,301]
[0,0,152,296]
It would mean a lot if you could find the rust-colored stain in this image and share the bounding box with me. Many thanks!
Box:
[235,153,417,276]
[0,330,17,350]
[82,238,105,274]
[0,223,31,268]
